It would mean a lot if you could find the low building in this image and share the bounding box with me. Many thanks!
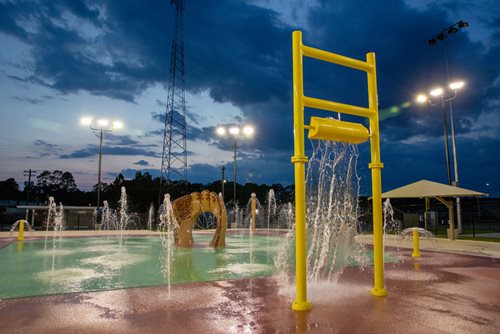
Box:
[17,205,97,230]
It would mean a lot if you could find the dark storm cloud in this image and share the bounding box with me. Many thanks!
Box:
[33,139,58,150]
[151,111,216,142]
[26,139,61,158]
[0,0,291,104]
[0,0,159,101]
[300,0,499,141]
[133,160,149,166]
[151,109,200,126]
[12,96,44,104]
[60,144,159,159]
[188,153,293,185]
[1,0,497,131]
[103,133,139,146]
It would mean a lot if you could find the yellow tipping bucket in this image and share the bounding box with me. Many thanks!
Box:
[307,117,369,144]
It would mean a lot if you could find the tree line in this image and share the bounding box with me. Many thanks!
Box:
[0,170,294,213]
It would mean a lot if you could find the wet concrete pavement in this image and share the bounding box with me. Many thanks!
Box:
[1,248,499,334]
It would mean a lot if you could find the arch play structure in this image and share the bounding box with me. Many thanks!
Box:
[171,190,227,248]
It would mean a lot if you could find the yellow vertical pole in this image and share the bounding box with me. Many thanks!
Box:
[412,228,421,257]
[366,52,387,297]
[291,30,311,311]
[17,220,25,241]
[251,193,257,233]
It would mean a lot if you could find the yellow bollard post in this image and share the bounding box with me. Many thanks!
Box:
[367,52,387,297]
[17,220,25,241]
[291,30,311,312]
[251,193,257,233]
[412,228,421,258]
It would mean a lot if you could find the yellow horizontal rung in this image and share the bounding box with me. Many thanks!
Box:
[303,96,373,118]
[307,117,369,144]
[302,45,374,72]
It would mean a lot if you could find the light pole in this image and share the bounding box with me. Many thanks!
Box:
[428,20,469,232]
[416,81,465,231]
[81,117,124,211]
[220,166,226,200]
[216,124,255,206]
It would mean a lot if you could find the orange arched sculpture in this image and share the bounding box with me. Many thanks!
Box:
[171,190,227,248]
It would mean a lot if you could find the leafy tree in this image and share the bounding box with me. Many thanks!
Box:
[35,170,79,199]
[0,178,21,200]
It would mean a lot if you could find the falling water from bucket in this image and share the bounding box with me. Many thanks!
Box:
[275,141,368,287]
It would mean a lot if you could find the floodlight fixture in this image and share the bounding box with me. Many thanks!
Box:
[216,126,226,136]
[81,117,92,126]
[229,126,240,135]
[449,81,465,91]
[458,20,469,28]
[428,38,437,46]
[242,125,254,136]
[112,121,123,129]
[430,88,444,97]
[416,94,428,103]
[97,119,109,127]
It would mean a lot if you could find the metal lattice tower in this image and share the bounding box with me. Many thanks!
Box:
[159,0,187,201]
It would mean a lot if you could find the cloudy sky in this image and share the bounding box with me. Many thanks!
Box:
[0,0,498,196]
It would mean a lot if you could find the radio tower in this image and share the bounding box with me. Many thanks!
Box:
[159,0,187,203]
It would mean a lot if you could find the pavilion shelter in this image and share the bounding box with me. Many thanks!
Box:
[381,180,487,240]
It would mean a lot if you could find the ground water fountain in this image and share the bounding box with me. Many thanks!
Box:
[100,200,113,230]
[10,220,34,240]
[147,203,154,231]
[115,186,130,234]
[267,189,277,230]
[400,227,437,258]
[158,193,178,296]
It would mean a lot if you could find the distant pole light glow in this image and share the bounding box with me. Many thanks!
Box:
[229,126,240,135]
[97,119,109,127]
[449,81,465,91]
[216,126,226,135]
[215,123,256,206]
[416,94,428,104]
[81,117,93,126]
[243,125,254,136]
[80,116,124,214]
[430,88,444,97]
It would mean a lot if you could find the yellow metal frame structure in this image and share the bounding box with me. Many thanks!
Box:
[291,31,387,311]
